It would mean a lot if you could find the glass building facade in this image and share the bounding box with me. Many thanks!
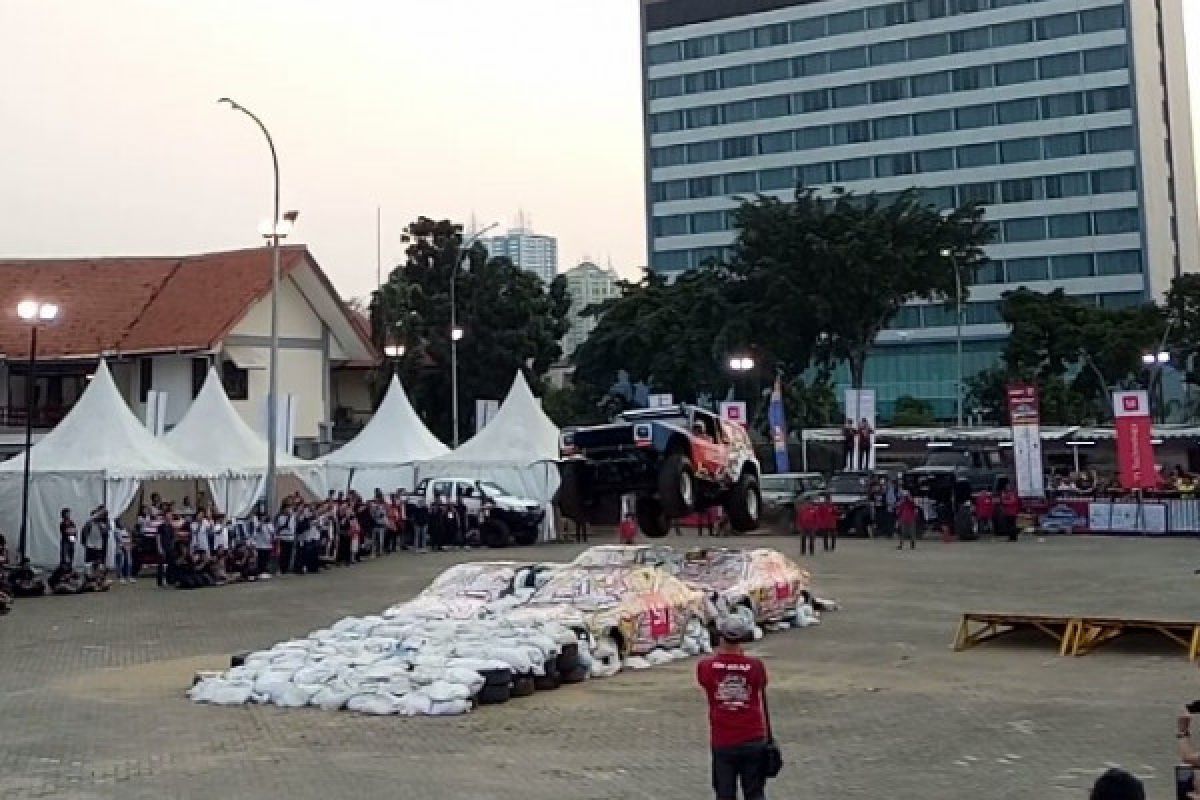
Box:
[641,0,1199,420]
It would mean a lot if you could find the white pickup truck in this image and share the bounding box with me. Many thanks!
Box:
[411,477,545,548]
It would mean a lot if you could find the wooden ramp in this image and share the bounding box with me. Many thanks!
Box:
[953,612,1077,656]
[955,612,1200,660]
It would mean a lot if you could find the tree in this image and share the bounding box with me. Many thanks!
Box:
[1166,274,1200,384]
[369,217,570,442]
[891,395,936,426]
[730,188,993,387]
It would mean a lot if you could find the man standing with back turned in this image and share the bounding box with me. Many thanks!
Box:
[697,613,772,800]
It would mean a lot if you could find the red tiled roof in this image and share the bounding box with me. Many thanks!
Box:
[0,246,344,360]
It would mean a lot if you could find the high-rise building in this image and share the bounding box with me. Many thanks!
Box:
[562,261,623,356]
[481,225,559,285]
[641,0,1199,419]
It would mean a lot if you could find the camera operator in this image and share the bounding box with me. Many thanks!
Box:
[1174,702,1200,798]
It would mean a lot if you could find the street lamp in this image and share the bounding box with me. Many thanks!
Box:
[16,300,59,563]
[219,97,293,520]
[1142,349,1171,422]
[450,222,498,448]
[941,247,964,428]
[383,343,406,359]
[729,356,755,372]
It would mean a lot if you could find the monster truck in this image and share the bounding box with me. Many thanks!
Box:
[557,405,761,539]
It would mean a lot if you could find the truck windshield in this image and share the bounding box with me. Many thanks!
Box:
[926,451,972,467]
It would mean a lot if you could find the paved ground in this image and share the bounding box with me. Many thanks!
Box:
[1,532,1196,800]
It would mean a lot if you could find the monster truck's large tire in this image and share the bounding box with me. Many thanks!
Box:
[557,461,585,521]
[726,472,761,533]
[636,496,670,539]
[482,518,511,548]
[512,526,539,547]
[555,642,581,674]
[658,452,697,518]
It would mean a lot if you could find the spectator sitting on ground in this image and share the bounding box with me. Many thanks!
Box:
[81,563,112,592]
[11,559,45,597]
[48,564,84,594]
[1089,768,1144,800]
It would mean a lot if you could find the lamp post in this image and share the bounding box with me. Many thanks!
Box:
[383,343,405,376]
[1141,349,1171,422]
[450,222,498,448]
[219,97,296,519]
[941,248,964,427]
[16,300,59,563]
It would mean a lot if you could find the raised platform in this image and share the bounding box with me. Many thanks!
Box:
[955,612,1200,660]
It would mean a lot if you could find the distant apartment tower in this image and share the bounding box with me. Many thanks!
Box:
[562,261,622,356]
[641,0,1199,419]
[482,225,559,285]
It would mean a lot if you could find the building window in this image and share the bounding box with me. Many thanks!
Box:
[722,136,755,160]
[759,167,796,191]
[914,109,954,135]
[1093,209,1141,235]
[649,77,683,99]
[1004,218,1047,243]
[1099,292,1145,310]
[650,112,683,134]
[797,52,829,77]
[870,39,907,66]
[873,115,912,140]
[1095,250,1143,276]
[691,211,727,234]
[652,250,690,271]
[997,98,1039,125]
[952,66,993,92]
[753,59,792,83]
[1048,213,1092,239]
[191,357,208,398]
[1087,87,1131,114]
[797,89,830,113]
[800,163,833,185]
[833,84,869,109]
[647,42,681,66]
[876,153,916,178]
[720,29,755,54]
[721,65,755,89]
[221,360,249,401]
[1084,45,1128,73]
[1040,53,1082,80]
[1091,167,1137,194]
[1051,254,1095,279]
[655,180,688,202]
[973,261,1005,284]
[957,143,998,168]
[949,27,991,53]
[797,126,831,150]
[758,131,793,155]
[912,72,951,98]
[916,148,955,172]
[1036,13,1081,41]
[726,171,758,193]
[828,10,866,35]
[1081,5,1126,33]
[1043,132,1087,159]
[917,186,957,210]
[688,176,721,199]
[687,141,720,164]
[754,22,790,48]
[836,158,873,182]
[958,182,996,206]
[995,59,1038,86]
[684,71,719,94]
[1088,127,1134,153]
[139,358,153,403]
[755,95,790,119]
[651,146,686,168]
[683,36,718,60]
[654,215,689,237]
[1041,92,1084,119]
[870,78,909,103]
[1000,178,1041,204]
[829,46,868,72]
[1045,172,1090,199]
[686,107,720,129]
[790,17,826,42]
[955,104,995,130]
[724,100,755,124]
[1006,257,1049,282]
[991,20,1034,46]
[966,302,1003,325]
[833,121,871,145]
[909,32,949,59]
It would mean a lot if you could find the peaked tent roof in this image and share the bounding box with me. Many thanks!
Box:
[165,368,317,475]
[0,360,211,478]
[323,375,448,468]
[432,372,560,465]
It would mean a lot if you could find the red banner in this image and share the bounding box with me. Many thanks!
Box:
[1113,391,1157,490]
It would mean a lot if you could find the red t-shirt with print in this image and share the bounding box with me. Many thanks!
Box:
[697,652,768,749]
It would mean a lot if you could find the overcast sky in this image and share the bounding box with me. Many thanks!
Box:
[1,1,1199,302]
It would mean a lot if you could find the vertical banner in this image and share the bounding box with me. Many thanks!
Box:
[1113,390,1157,489]
[844,389,876,471]
[768,375,791,473]
[719,401,747,427]
[475,399,500,434]
[1006,383,1045,499]
[144,390,168,435]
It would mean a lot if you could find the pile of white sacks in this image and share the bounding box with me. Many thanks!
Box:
[189,591,823,718]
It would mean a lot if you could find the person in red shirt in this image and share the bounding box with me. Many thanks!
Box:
[974,490,995,538]
[618,512,638,545]
[794,499,817,557]
[697,612,771,800]
[818,493,839,552]
[999,483,1020,542]
[896,490,919,550]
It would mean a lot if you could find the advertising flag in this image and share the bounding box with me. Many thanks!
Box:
[768,376,790,473]
[1006,383,1045,499]
[1112,390,1157,489]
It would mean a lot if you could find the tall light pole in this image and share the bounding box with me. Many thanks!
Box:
[16,300,59,563]
[450,222,498,448]
[218,97,295,518]
[942,248,964,427]
[1141,349,1171,423]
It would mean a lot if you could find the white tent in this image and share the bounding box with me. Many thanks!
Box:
[0,360,214,568]
[164,368,324,517]
[415,372,561,540]
[321,374,448,495]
